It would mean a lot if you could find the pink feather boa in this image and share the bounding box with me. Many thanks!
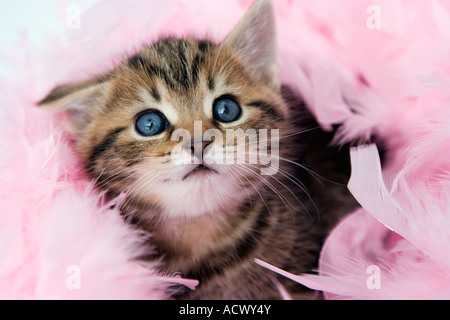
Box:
[2,0,450,299]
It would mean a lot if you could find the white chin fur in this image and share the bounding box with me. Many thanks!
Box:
[148,171,244,218]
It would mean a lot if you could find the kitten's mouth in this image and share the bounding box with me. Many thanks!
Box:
[182,164,218,181]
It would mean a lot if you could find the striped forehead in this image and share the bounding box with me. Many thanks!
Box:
[127,39,218,125]
[113,38,284,128]
[127,39,211,93]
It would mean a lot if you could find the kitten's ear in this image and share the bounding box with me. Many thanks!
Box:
[38,76,108,133]
[223,0,279,91]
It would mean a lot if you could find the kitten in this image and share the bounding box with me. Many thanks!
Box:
[38,0,358,299]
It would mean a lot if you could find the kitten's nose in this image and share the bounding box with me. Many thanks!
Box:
[190,140,213,160]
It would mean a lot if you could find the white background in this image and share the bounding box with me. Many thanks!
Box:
[0,0,100,75]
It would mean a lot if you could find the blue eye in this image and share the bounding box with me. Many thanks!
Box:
[213,97,242,123]
[135,111,168,137]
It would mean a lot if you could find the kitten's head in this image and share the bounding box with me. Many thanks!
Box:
[39,0,289,218]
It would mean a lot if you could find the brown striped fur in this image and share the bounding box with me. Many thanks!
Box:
[38,0,358,299]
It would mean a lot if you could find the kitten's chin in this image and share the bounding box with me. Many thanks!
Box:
[150,172,244,219]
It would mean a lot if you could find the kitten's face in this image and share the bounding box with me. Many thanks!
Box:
[39,0,286,218]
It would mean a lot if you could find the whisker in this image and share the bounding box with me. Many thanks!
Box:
[256,126,321,143]
[235,163,294,216]
[121,170,161,211]
[226,166,254,210]
[242,162,307,216]
[231,165,273,216]
[237,149,343,187]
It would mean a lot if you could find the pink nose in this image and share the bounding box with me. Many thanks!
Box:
[190,140,213,160]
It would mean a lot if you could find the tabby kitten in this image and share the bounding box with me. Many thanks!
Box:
[39,0,358,299]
